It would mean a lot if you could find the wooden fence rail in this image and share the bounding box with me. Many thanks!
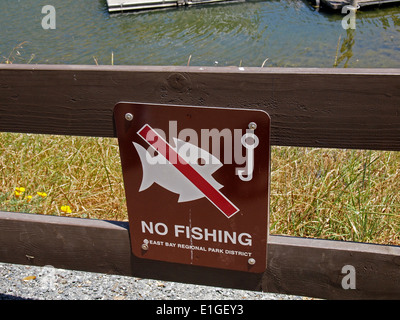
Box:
[1,64,400,150]
[0,64,399,299]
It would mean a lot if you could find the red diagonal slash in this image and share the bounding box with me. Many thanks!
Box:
[137,124,239,218]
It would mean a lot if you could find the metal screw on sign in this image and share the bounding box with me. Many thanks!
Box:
[248,258,256,265]
[125,113,134,121]
[141,239,149,251]
[248,122,257,130]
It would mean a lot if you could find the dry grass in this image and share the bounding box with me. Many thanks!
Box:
[0,133,126,221]
[1,41,35,65]
[270,147,400,245]
[0,132,399,245]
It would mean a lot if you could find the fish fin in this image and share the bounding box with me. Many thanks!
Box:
[177,189,204,203]
[177,176,223,203]
[133,142,155,191]
[211,180,224,191]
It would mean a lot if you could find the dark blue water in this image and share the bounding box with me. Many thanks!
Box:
[0,0,399,67]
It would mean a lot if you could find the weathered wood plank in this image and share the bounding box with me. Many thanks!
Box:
[0,211,131,276]
[0,65,399,151]
[1,211,399,299]
[265,236,400,299]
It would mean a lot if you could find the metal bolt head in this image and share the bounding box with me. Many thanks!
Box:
[141,243,149,251]
[125,113,134,121]
[248,258,256,265]
[248,122,257,130]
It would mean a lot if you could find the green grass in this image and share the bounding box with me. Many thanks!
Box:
[0,132,399,245]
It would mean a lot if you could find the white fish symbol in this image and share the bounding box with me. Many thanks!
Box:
[133,138,224,203]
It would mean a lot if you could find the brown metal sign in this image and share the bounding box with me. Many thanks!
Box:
[114,102,270,273]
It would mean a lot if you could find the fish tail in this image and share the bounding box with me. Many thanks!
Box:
[133,142,155,191]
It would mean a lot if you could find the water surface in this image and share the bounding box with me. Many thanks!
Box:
[0,0,399,67]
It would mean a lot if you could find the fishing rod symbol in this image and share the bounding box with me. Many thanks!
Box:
[236,125,259,182]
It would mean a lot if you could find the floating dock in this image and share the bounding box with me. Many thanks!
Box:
[317,0,400,10]
[106,0,240,12]
[107,0,400,12]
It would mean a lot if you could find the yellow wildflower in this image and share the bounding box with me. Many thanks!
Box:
[60,205,72,214]
[37,192,47,198]
[24,195,33,202]
[14,187,27,198]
